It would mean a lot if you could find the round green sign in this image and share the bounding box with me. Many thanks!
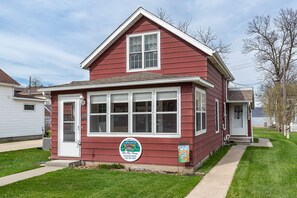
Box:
[119,138,142,162]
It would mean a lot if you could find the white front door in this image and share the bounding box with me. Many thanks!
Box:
[230,104,247,136]
[58,95,81,157]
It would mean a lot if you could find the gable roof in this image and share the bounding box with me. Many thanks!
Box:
[39,72,214,92]
[80,7,234,81]
[0,69,20,86]
[227,87,254,108]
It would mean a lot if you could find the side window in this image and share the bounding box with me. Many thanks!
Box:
[215,99,219,133]
[195,89,206,135]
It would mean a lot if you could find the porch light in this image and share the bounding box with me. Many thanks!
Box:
[80,95,86,106]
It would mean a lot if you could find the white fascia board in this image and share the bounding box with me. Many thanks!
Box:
[228,87,253,91]
[39,76,214,92]
[80,7,214,69]
[13,97,45,102]
[0,82,20,87]
[226,100,251,103]
[211,52,235,81]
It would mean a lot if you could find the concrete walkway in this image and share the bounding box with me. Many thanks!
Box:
[0,167,64,187]
[187,145,247,198]
[0,139,42,153]
[187,138,273,198]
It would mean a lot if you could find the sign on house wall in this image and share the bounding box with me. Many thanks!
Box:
[178,145,190,163]
[119,138,142,162]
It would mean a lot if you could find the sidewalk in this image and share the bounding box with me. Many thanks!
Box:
[0,167,64,187]
[187,138,273,198]
[0,139,42,153]
[187,145,247,198]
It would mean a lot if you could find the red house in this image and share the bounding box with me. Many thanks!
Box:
[40,7,254,172]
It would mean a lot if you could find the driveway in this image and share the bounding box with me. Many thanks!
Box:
[0,139,42,153]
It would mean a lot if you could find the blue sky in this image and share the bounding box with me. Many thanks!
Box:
[1,0,296,91]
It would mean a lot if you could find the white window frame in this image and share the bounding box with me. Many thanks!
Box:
[195,88,207,136]
[89,94,108,133]
[215,99,220,133]
[223,102,227,130]
[87,87,181,138]
[24,104,35,111]
[126,31,161,72]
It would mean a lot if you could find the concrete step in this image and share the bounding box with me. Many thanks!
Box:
[46,160,82,168]
[229,136,252,143]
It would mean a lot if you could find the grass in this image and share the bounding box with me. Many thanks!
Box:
[196,145,232,174]
[227,128,297,198]
[0,169,201,198]
[0,148,50,177]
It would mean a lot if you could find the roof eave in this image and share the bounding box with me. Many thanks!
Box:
[80,7,214,69]
[209,53,235,81]
[39,76,214,92]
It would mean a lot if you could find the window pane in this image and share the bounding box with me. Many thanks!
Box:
[91,103,106,113]
[157,100,177,112]
[133,92,152,101]
[90,115,106,132]
[196,113,201,131]
[202,112,206,130]
[157,91,177,100]
[111,115,128,132]
[129,36,142,53]
[111,103,128,113]
[144,34,157,51]
[63,123,75,142]
[156,114,177,133]
[24,105,35,110]
[144,51,158,68]
[133,114,152,133]
[202,93,206,111]
[90,95,106,103]
[111,94,128,102]
[64,102,75,121]
[196,91,201,111]
[133,101,151,112]
[129,53,142,69]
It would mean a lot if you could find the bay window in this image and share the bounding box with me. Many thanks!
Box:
[195,88,206,135]
[88,87,180,137]
[127,31,160,71]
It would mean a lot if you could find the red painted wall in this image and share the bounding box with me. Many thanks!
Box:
[51,83,195,167]
[192,61,226,166]
[89,16,208,80]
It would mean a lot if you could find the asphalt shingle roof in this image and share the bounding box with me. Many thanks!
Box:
[0,69,20,86]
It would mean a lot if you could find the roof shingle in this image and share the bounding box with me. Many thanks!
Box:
[0,69,20,86]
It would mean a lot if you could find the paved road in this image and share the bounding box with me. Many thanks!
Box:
[0,139,42,153]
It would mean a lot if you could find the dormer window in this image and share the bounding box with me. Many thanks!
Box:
[127,31,160,72]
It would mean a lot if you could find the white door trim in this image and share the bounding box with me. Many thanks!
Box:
[230,103,248,136]
[58,94,82,157]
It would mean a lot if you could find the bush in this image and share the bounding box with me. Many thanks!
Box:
[98,163,125,170]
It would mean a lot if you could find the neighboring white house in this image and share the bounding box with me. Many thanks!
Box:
[0,69,45,140]
[252,107,275,128]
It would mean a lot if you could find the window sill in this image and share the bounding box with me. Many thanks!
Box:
[87,133,181,138]
[127,67,160,73]
[195,130,206,136]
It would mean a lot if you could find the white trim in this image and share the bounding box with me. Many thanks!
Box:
[215,99,219,133]
[0,82,20,87]
[228,87,253,91]
[226,100,251,103]
[39,76,214,92]
[13,97,45,102]
[223,102,227,130]
[87,87,181,138]
[126,31,161,72]
[80,7,214,69]
[195,87,207,136]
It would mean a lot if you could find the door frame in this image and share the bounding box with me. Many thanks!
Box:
[58,94,82,157]
[229,103,248,136]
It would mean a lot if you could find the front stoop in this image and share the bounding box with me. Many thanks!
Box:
[46,160,82,168]
[229,136,252,143]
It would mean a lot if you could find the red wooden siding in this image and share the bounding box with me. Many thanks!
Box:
[89,16,207,80]
[192,61,226,166]
[50,83,195,167]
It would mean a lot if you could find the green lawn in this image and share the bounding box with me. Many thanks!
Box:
[0,169,200,198]
[196,145,231,174]
[0,148,50,177]
[227,128,297,198]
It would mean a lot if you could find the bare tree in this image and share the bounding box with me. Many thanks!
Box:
[193,27,231,57]
[155,8,231,58]
[30,77,42,87]
[244,8,297,137]
[156,8,173,25]
[177,18,192,34]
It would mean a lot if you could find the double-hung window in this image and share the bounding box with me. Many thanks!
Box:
[88,87,180,137]
[215,99,219,133]
[195,88,206,135]
[127,32,160,71]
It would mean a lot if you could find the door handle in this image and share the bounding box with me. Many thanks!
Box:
[77,141,81,146]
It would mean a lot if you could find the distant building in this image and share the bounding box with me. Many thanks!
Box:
[252,107,274,128]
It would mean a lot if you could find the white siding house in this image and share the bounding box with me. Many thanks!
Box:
[0,69,45,140]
